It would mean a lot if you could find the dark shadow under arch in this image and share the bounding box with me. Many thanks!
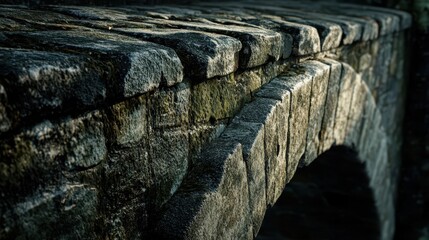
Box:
[257,146,380,240]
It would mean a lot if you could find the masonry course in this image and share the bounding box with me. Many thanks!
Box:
[0,1,411,239]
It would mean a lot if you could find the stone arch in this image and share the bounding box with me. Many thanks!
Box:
[256,145,380,240]
[155,59,395,240]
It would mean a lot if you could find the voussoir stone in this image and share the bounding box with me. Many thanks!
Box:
[301,60,330,165]
[155,141,252,239]
[219,122,266,237]
[233,97,287,206]
[275,68,312,183]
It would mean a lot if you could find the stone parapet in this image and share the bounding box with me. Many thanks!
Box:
[0,1,410,239]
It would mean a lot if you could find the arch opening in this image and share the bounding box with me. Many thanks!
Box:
[256,146,380,240]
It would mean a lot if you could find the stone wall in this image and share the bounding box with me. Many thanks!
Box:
[0,1,410,239]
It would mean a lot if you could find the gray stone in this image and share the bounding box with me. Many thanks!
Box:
[150,128,189,209]
[318,58,342,153]
[0,110,105,205]
[155,142,252,239]
[0,84,11,133]
[344,75,368,147]
[233,97,287,206]
[275,69,312,183]
[0,48,106,134]
[104,95,148,147]
[220,122,266,237]
[150,82,190,129]
[301,61,330,165]
[1,184,98,240]
[113,28,242,79]
[1,30,183,98]
[333,63,356,145]
[142,18,282,68]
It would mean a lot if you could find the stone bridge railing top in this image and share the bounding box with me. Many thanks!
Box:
[0,1,411,239]
[0,0,410,137]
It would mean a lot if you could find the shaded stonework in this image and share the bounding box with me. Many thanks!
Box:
[257,146,380,240]
[0,1,410,239]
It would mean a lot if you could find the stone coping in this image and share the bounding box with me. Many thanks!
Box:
[0,1,411,137]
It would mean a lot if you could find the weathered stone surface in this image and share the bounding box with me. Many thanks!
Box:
[155,142,252,239]
[344,75,367,147]
[1,184,99,240]
[318,58,342,153]
[333,63,356,144]
[1,30,183,97]
[275,69,312,183]
[220,122,266,237]
[113,28,242,79]
[301,60,330,165]
[233,97,287,206]
[104,95,147,147]
[190,72,260,124]
[150,128,189,209]
[0,48,106,134]
[142,18,283,68]
[150,83,190,129]
[0,110,105,201]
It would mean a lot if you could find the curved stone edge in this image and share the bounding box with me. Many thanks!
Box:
[155,58,398,239]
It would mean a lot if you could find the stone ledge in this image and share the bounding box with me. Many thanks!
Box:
[0,1,411,136]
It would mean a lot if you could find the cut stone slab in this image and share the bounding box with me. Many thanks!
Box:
[301,60,330,165]
[113,28,242,79]
[344,75,368,147]
[333,63,357,145]
[141,18,282,68]
[155,142,252,239]
[233,97,287,206]
[1,30,183,98]
[0,48,106,135]
[275,68,312,183]
[220,122,266,237]
[318,58,342,154]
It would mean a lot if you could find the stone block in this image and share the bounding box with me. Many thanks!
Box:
[113,28,241,79]
[150,82,190,129]
[233,97,287,206]
[333,63,356,145]
[1,184,98,240]
[104,95,148,147]
[275,69,312,183]
[0,48,106,134]
[142,18,282,69]
[318,59,342,153]
[1,30,183,98]
[220,122,266,237]
[150,128,189,209]
[301,60,330,165]
[344,75,368,147]
[155,142,252,239]
[0,111,106,201]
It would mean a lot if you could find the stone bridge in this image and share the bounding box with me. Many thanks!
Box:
[0,1,411,239]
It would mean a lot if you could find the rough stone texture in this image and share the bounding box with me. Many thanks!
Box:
[301,60,330,165]
[233,97,287,206]
[155,142,252,239]
[0,2,411,240]
[318,58,342,153]
[276,69,313,183]
[219,122,266,237]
